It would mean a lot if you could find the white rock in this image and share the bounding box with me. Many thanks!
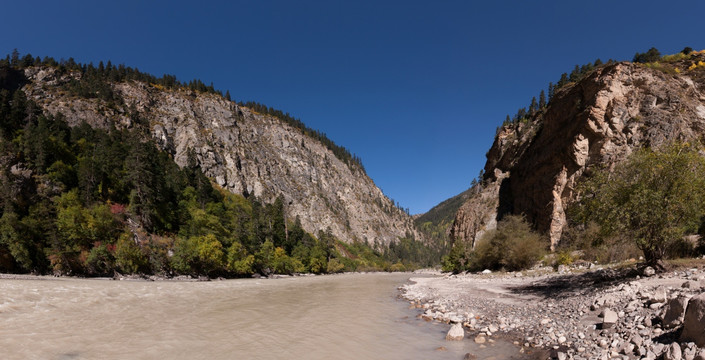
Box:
[664,342,683,360]
[446,323,464,341]
[643,266,656,277]
[602,309,618,328]
[650,302,664,310]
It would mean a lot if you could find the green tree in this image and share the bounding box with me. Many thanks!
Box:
[572,143,705,268]
[441,241,470,273]
[529,96,538,114]
[0,210,32,271]
[539,90,546,108]
[115,232,147,274]
[255,240,276,275]
[633,47,661,63]
[308,243,328,273]
[271,246,304,274]
[194,233,225,275]
[227,241,254,275]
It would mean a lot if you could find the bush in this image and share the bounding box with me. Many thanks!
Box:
[115,232,148,274]
[86,242,115,275]
[554,251,574,267]
[389,262,406,272]
[470,215,545,272]
[326,258,345,273]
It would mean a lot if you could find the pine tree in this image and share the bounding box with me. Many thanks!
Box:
[539,90,546,108]
[529,97,538,114]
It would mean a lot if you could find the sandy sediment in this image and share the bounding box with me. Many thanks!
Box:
[401,265,705,359]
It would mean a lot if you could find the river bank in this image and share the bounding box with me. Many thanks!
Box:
[401,262,705,359]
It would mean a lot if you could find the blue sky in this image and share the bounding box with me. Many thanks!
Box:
[2,1,704,214]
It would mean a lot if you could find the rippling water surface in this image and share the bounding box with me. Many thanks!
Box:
[0,273,524,359]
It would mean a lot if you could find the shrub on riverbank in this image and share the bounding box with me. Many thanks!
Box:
[441,215,545,273]
[471,215,546,271]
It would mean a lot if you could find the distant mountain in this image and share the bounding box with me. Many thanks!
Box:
[414,187,474,254]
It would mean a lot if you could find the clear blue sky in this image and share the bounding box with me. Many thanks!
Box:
[2,1,704,214]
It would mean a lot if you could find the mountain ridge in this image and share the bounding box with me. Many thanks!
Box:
[9,55,421,247]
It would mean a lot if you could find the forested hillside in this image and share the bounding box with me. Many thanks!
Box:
[0,53,440,276]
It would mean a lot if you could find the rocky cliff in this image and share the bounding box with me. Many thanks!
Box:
[452,54,705,250]
[22,66,419,245]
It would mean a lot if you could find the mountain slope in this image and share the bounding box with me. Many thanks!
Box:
[451,52,705,250]
[413,187,474,258]
[20,64,420,246]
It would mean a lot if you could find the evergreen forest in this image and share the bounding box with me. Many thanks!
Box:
[0,54,436,277]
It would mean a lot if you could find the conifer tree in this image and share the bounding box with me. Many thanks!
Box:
[529,97,538,114]
[539,90,546,108]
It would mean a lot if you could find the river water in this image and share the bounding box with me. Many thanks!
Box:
[0,273,527,360]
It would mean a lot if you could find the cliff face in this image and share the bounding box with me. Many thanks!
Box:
[452,58,705,249]
[22,66,419,245]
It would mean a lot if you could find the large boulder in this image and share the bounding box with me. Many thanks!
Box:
[446,323,464,341]
[663,296,690,329]
[681,293,705,346]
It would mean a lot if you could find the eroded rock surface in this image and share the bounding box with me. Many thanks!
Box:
[452,59,705,249]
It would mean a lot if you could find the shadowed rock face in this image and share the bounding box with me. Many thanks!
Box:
[21,66,420,246]
[452,60,705,249]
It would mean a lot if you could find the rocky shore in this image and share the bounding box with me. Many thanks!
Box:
[401,263,705,360]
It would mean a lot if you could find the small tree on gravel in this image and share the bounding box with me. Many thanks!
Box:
[572,143,705,269]
[472,215,545,271]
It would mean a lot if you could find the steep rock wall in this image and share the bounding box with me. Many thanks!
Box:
[452,61,705,249]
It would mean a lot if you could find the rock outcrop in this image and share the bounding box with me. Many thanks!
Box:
[452,57,705,249]
[21,66,420,245]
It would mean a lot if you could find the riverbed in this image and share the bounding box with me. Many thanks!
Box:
[0,273,525,360]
